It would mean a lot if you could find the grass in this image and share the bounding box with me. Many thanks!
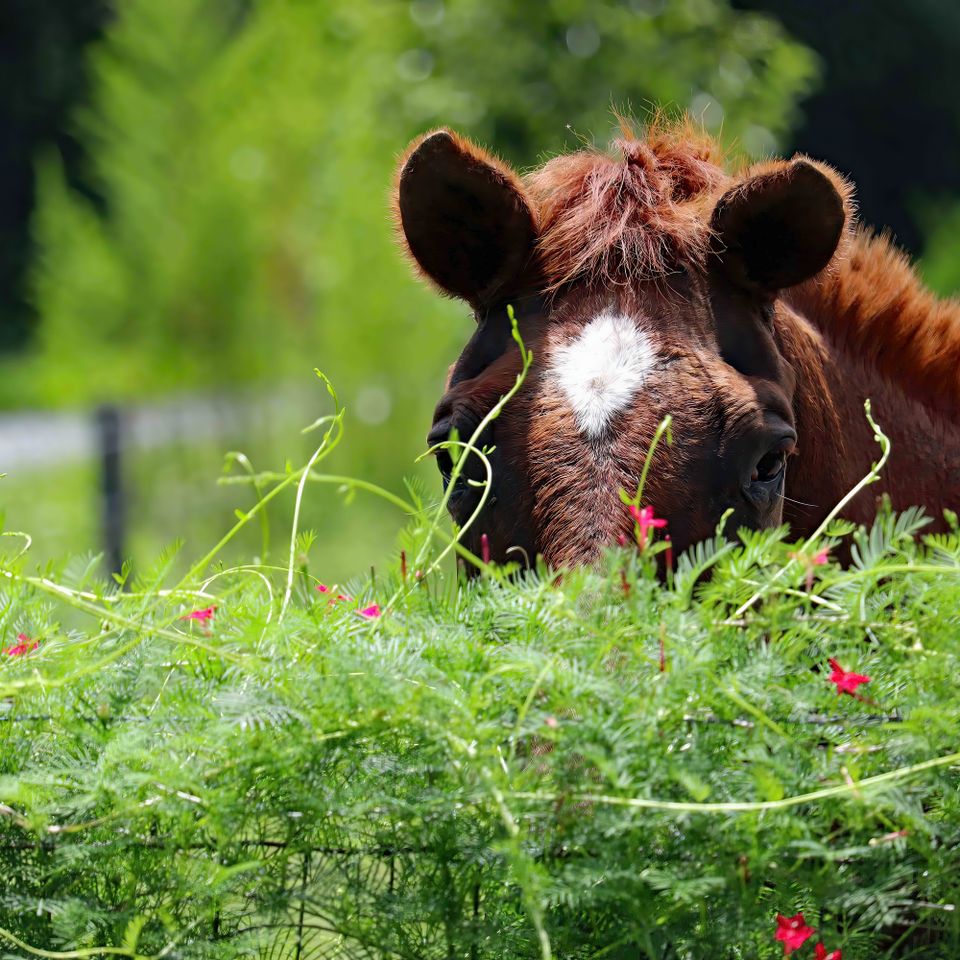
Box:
[1,367,960,959]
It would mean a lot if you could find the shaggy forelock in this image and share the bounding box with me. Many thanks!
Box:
[525,121,731,290]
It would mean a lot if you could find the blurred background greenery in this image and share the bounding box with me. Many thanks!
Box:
[1,0,958,580]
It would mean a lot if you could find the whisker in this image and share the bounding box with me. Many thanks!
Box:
[782,494,819,509]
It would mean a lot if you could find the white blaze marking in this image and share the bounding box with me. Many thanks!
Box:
[551,310,656,438]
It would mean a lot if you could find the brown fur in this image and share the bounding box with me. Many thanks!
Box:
[527,121,729,290]
[789,230,960,416]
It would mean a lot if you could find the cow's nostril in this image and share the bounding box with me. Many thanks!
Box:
[427,421,449,448]
[436,450,454,489]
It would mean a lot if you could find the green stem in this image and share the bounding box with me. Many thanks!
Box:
[734,399,891,618]
[632,414,673,506]
[510,748,960,815]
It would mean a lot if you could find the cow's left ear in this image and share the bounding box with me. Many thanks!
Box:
[394,129,538,309]
[711,158,851,294]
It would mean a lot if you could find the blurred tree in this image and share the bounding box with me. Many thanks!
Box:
[392,0,816,162]
[0,0,108,352]
[916,203,960,297]
[15,0,816,410]
[735,0,960,258]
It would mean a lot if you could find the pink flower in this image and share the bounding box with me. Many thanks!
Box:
[544,716,559,729]
[180,606,216,623]
[481,533,491,565]
[317,585,378,617]
[815,943,842,960]
[316,584,351,604]
[775,913,815,955]
[789,547,830,566]
[4,633,38,656]
[790,547,831,591]
[828,658,871,696]
[628,504,668,549]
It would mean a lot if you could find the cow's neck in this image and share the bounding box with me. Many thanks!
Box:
[775,298,960,536]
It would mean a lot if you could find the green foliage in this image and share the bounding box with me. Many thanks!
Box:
[919,198,960,296]
[2,461,960,957]
[11,0,816,414]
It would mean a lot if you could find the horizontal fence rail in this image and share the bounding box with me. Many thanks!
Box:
[0,388,311,471]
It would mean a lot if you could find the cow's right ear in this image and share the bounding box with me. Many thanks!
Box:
[394,129,538,308]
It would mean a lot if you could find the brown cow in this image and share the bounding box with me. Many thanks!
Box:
[394,120,960,568]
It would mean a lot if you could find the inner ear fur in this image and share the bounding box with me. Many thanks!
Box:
[394,129,538,308]
[711,157,852,294]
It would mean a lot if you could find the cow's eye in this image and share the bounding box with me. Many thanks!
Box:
[751,448,787,484]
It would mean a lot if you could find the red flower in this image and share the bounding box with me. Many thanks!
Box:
[4,633,38,656]
[815,943,842,960]
[628,504,668,549]
[180,606,216,623]
[774,913,815,955]
[481,533,491,565]
[828,658,871,696]
[358,604,381,620]
[811,548,830,565]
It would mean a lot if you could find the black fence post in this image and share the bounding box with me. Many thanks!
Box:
[96,404,125,576]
